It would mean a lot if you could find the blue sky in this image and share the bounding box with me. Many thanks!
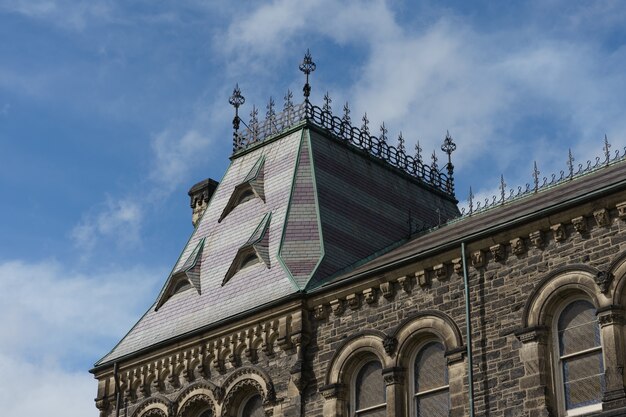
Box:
[1,1,626,415]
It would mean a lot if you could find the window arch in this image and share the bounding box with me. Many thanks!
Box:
[239,393,264,417]
[553,298,605,416]
[411,341,449,417]
[351,359,386,417]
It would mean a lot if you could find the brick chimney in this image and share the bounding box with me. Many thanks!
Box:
[188,178,218,227]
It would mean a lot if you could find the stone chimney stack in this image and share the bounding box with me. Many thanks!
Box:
[188,178,218,227]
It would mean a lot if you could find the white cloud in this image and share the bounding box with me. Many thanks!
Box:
[71,196,143,252]
[0,0,114,31]
[0,258,163,417]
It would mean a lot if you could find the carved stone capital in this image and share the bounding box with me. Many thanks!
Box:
[415,270,430,288]
[571,216,587,234]
[471,250,485,268]
[397,275,413,293]
[380,282,394,299]
[382,366,405,385]
[363,288,377,304]
[529,231,544,249]
[594,208,610,227]
[551,223,566,242]
[445,347,465,365]
[511,237,526,256]
[313,304,328,320]
[490,244,505,262]
[346,293,361,310]
[433,264,448,280]
[514,326,549,344]
[595,270,614,294]
[383,336,398,356]
[597,307,624,326]
[330,299,345,316]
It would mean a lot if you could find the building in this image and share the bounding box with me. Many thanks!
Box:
[91,52,626,417]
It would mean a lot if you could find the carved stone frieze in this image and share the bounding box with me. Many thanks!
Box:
[346,293,360,310]
[452,258,463,275]
[594,208,610,227]
[551,224,566,242]
[529,231,543,249]
[330,299,345,316]
[313,304,327,320]
[490,244,505,262]
[511,238,526,256]
[433,264,448,280]
[397,275,413,292]
[617,202,626,220]
[415,270,430,288]
[471,250,485,268]
[571,216,587,234]
[381,366,405,385]
[380,282,394,299]
[363,288,377,304]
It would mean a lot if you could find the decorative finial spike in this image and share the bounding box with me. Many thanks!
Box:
[323,91,332,113]
[299,49,316,101]
[397,132,405,153]
[500,174,506,204]
[266,96,275,119]
[468,186,474,215]
[415,141,422,164]
[379,122,388,144]
[229,84,245,151]
[604,134,611,165]
[533,161,540,192]
[283,89,293,111]
[567,148,575,179]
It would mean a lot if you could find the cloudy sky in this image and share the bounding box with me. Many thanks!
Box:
[1,1,626,415]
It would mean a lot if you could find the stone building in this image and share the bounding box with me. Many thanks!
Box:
[91,52,626,417]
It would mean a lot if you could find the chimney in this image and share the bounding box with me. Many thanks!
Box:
[188,178,219,227]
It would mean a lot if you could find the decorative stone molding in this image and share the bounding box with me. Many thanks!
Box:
[529,231,544,249]
[595,271,614,294]
[346,293,360,310]
[313,304,327,320]
[363,288,377,304]
[511,238,526,256]
[397,275,413,292]
[452,258,463,275]
[617,202,626,220]
[514,326,548,344]
[594,208,610,227]
[380,282,394,299]
[571,216,587,234]
[330,299,345,316]
[597,307,624,327]
[551,224,566,242]
[490,244,505,262]
[433,264,448,280]
[471,250,485,268]
[383,336,398,356]
[381,366,405,385]
[415,270,430,288]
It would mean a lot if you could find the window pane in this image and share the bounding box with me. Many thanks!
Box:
[416,389,449,417]
[356,405,387,417]
[241,394,264,417]
[199,410,213,417]
[415,342,447,393]
[356,361,385,411]
[563,351,604,409]
[558,300,600,356]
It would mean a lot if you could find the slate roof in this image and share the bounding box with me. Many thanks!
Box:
[96,124,461,367]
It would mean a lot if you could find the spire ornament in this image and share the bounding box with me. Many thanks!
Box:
[499,174,506,204]
[361,113,370,149]
[567,148,575,179]
[299,49,316,102]
[250,105,259,140]
[229,84,245,151]
[441,131,456,193]
[603,134,611,166]
[283,89,294,124]
[323,92,332,114]
[533,161,540,193]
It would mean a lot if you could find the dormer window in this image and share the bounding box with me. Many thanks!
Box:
[223,213,271,286]
[219,156,265,222]
[173,280,191,293]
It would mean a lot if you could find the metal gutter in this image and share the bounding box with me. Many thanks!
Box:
[461,242,475,417]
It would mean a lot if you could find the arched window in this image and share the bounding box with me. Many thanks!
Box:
[351,360,386,417]
[412,341,449,417]
[199,410,213,417]
[239,393,264,417]
[555,299,604,415]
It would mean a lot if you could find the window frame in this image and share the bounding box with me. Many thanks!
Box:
[551,296,605,417]
[408,338,450,417]
[237,392,264,417]
[349,357,387,417]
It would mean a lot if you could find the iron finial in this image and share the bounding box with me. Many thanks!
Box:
[250,105,259,139]
[361,113,370,135]
[431,150,438,171]
[299,49,316,101]
[397,132,405,153]
[323,91,332,113]
[533,161,540,192]
[379,122,388,144]
[468,187,474,215]
[266,96,275,119]
[229,84,245,151]
[342,102,351,124]
[567,148,575,179]
[499,174,506,204]
[441,130,456,192]
[283,89,293,111]
[415,141,422,164]
[604,134,611,165]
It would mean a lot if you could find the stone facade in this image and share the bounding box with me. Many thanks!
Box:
[92,83,626,417]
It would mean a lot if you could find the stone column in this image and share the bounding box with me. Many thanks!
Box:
[515,326,553,417]
[445,348,466,417]
[597,307,626,410]
[382,367,406,417]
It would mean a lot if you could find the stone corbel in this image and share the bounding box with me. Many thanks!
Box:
[571,216,587,234]
[383,336,398,356]
[397,275,413,293]
[452,258,463,275]
[529,231,544,249]
[514,326,549,345]
[617,202,626,220]
[594,208,610,227]
[363,288,377,304]
[313,304,328,320]
[595,271,614,294]
[346,293,361,310]
[471,250,485,268]
[489,244,505,262]
[416,270,430,288]
[380,281,394,299]
[551,223,566,242]
[510,237,526,256]
[330,299,345,316]
[382,366,405,385]
[433,264,448,280]
[445,347,466,365]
